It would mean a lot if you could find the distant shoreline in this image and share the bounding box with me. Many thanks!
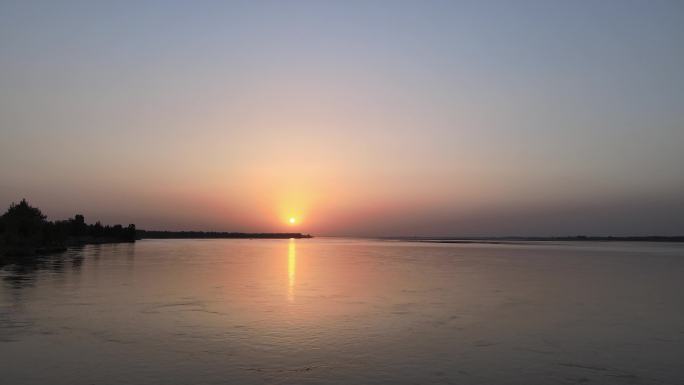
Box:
[387,236,684,244]
[137,230,312,239]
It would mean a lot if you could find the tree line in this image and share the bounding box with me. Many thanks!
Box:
[0,199,136,257]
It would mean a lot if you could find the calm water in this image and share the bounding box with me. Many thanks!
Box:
[1,239,684,384]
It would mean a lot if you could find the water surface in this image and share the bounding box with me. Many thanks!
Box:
[1,239,683,384]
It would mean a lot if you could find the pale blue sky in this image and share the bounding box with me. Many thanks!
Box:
[1,1,683,235]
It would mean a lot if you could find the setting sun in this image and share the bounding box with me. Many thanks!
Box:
[289,217,296,224]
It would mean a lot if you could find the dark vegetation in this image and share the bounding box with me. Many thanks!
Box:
[138,230,312,239]
[0,199,136,258]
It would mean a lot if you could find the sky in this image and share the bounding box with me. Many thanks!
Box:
[1,0,683,236]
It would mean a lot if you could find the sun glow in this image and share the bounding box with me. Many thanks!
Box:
[289,217,296,224]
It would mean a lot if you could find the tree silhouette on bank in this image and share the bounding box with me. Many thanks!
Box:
[0,199,136,257]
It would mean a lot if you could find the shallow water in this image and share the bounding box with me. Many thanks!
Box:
[1,238,684,384]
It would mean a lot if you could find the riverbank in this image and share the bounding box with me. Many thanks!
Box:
[0,199,137,260]
[138,230,313,239]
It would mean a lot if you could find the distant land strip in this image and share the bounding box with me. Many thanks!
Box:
[137,230,312,239]
[390,236,684,244]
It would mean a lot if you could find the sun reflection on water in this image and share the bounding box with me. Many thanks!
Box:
[288,238,296,301]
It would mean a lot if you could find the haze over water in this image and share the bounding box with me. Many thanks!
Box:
[2,239,684,384]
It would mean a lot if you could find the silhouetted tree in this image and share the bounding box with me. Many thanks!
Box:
[70,214,87,237]
[125,224,136,241]
[1,199,46,241]
[1,199,137,258]
[90,221,104,237]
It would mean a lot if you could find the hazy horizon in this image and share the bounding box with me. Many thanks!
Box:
[2,1,683,236]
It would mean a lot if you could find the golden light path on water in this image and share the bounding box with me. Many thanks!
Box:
[288,238,296,302]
